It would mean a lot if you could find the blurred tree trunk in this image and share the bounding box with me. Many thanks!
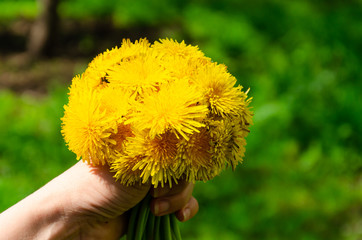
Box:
[27,0,60,58]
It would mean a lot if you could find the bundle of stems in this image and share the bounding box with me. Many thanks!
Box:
[127,195,181,240]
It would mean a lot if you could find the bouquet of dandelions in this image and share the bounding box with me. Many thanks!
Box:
[61,38,253,240]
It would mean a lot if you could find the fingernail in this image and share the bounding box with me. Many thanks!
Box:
[182,208,191,221]
[154,200,169,215]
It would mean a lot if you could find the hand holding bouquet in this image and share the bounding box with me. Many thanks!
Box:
[61,38,252,239]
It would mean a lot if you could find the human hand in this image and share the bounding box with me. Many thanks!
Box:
[150,180,199,222]
[59,161,199,239]
[0,161,199,240]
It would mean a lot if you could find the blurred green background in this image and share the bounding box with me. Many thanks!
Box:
[0,0,361,239]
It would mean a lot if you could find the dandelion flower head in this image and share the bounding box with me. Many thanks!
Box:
[61,38,253,187]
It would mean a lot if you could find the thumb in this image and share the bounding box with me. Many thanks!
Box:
[110,181,151,214]
[87,162,151,215]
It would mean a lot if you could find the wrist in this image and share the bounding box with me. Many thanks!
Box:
[35,162,98,239]
[30,186,78,239]
[41,174,87,239]
[0,175,80,240]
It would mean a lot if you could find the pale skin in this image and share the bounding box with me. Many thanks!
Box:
[0,161,199,240]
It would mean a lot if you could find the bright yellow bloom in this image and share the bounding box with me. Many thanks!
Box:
[86,38,150,84]
[107,123,135,162]
[127,80,208,140]
[107,50,170,98]
[99,86,132,121]
[153,39,211,81]
[85,47,122,82]
[177,127,213,182]
[113,130,181,187]
[117,38,151,60]
[67,73,101,103]
[112,154,144,186]
[207,120,231,176]
[226,118,249,170]
[61,86,117,165]
[152,38,206,60]
[192,62,246,117]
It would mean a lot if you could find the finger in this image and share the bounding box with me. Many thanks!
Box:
[150,183,194,216]
[74,161,151,217]
[175,196,199,222]
[150,180,190,198]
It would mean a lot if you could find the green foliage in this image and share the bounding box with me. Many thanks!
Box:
[0,0,37,20]
[1,0,361,239]
[0,87,74,209]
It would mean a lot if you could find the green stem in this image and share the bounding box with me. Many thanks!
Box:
[154,215,161,240]
[141,207,151,240]
[162,215,172,240]
[127,200,141,240]
[134,194,151,240]
[127,195,183,240]
[145,211,156,238]
[170,214,182,240]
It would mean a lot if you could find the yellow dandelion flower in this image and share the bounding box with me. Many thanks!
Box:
[112,154,144,186]
[153,39,211,80]
[209,119,232,168]
[67,74,84,101]
[67,73,102,103]
[82,68,110,89]
[99,86,132,121]
[192,62,246,117]
[152,38,206,60]
[117,130,180,187]
[226,118,250,170]
[160,54,207,82]
[127,80,208,140]
[206,116,252,172]
[177,127,214,182]
[85,38,150,86]
[86,47,122,80]
[117,38,151,61]
[61,88,117,165]
[181,119,244,182]
[88,38,150,68]
[193,165,223,182]
[107,50,170,98]
[106,123,135,162]
[97,87,136,162]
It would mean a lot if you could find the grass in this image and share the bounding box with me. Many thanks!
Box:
[0,87,74,210]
